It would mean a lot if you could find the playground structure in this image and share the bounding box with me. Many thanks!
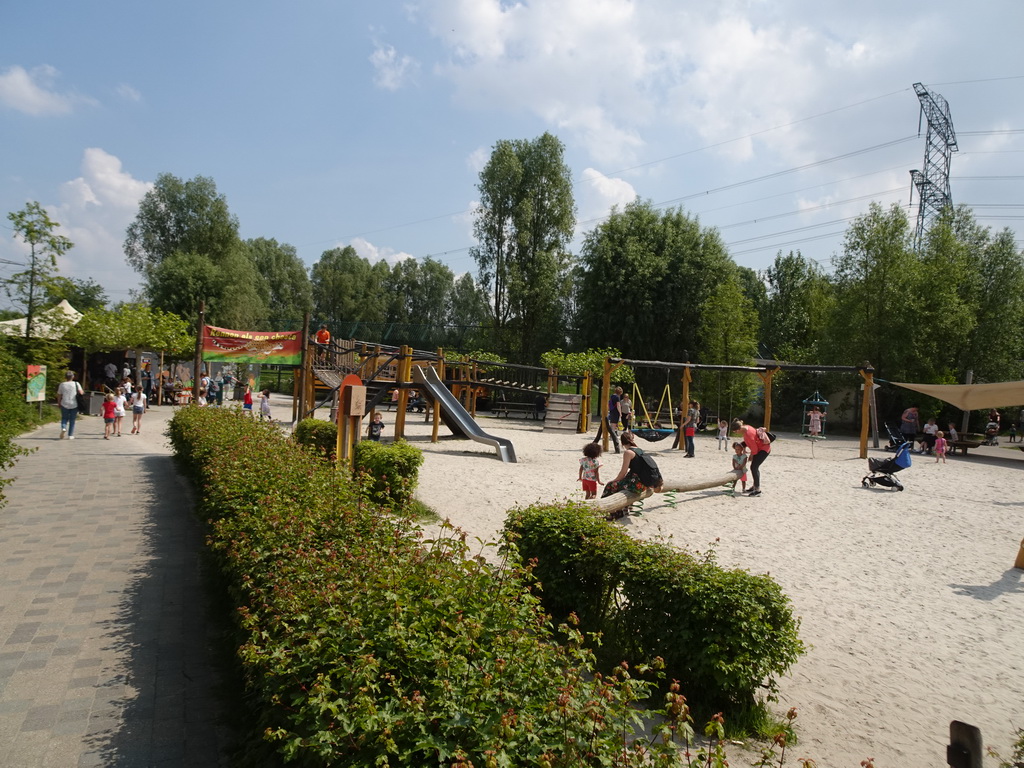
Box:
[295,334,592,462]
[596,357,877,459]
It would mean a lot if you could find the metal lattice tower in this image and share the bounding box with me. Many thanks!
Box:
[909,82,958,249]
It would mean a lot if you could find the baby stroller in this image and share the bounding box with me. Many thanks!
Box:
[863,440,912,491]
[983,421,1000,446]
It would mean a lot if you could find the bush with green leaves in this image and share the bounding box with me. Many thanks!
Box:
[354,438,424,509]
[168,407,685,767]
[504,502,805,711]
[293,417,337,457]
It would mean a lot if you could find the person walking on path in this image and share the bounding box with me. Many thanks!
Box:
[56,370,84,440]
[130,389,147,434]
[259,389,272,421]
[732,418,771,496]
[113,387,128,437]
[101,393,117,440]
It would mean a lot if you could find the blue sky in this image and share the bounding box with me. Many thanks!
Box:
[2,1,1023,307]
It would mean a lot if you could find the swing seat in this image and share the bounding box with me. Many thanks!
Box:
[631,428,675,442]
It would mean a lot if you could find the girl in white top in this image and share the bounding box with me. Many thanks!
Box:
[717,419,730,450]
[618,393,633,429]
[113,387,128,437]
[130,390,147,434]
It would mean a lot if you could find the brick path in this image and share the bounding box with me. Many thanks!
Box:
[0,405,230,767]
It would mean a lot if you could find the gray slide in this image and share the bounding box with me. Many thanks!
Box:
[411,366,518,463]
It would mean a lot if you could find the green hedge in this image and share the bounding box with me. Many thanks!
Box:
[293,417,337,457]
[504,502,805,710]
[167,407,686,767]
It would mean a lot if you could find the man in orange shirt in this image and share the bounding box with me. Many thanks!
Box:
[314,324,330,363]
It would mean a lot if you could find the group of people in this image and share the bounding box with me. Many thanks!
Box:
[579,414,772,507]
[900,405,960,463]
[56,370,147,440]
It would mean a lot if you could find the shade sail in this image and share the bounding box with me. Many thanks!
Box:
[891,380,1024,411]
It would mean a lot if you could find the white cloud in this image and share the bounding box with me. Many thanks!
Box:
[116,83,142,102]
[46,149,152,295]
[350,236,415,266]
[370,43,419,91]
[0,65,94,116]
[466,147,489,174]
[577,168,637,232]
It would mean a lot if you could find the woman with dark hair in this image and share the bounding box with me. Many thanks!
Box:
[601,431,663,498]
[732,418,770,496]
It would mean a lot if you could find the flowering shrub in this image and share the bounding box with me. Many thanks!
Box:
[167,407,687,767]
[504,503,805,711]
[293,417,337,457]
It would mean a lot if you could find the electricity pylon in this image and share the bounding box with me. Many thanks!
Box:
[909,82,958,250]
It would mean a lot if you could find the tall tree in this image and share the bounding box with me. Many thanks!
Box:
[698,276,760,419]
[6,202,73,339]
[246,238,312,330]
[124,174,240,278]
[761,251,833,363]
[822,202,918,378]
[310,246,389,332]
[471,132,576,362]
[575,200,736,363]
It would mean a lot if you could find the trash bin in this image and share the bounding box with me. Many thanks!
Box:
[85,391,106,416]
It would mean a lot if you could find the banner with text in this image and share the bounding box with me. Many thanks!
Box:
[202,325,302,365]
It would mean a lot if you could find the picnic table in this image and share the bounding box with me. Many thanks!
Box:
[948,434,984,455]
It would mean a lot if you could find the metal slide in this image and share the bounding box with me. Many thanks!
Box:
[411,366,518,463]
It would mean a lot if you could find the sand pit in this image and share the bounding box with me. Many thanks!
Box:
[390,410,1024,766]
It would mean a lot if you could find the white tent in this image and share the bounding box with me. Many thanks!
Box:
[891,380,1024,411]
[0,299,82,339]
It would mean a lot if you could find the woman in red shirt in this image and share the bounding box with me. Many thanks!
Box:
[732,418,771,496]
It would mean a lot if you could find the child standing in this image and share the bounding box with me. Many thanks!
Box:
[947,423,958,444]
[243,385,253,415]
[808,406,825,436]
[130,389,147,434]
[579,443,604,500]
[717,419,729,450]
[729,442,748,495]
[367,412,385,441]
[113,387,128,437]
[259,389,272,421]
[101,393,117,440]
[934,430,948,463]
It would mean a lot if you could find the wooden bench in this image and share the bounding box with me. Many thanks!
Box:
[493,402,542,419]
[949,435,984,455]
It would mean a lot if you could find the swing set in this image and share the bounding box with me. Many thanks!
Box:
[597,356,877,458]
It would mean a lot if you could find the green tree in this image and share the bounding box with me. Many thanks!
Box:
[6,202,74,340]
[246,237,312,330]
[761,250,833,363]
[43,276,108,312]
[124,174,239,278]
[310,246,389,331]
[822,202,918,378]
[698,277,760,419]
[471,132,576,362]
[575,200,736,363]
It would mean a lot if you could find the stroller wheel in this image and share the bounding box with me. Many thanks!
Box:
[861,477,870,487]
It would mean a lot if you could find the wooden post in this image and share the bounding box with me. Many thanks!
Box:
[297,312,310,424]
[580,370,592,433]
[601,358,612,452]
[1014,538,1024,570]
[394,345,410,440]
[431,354,443,443]
[859,365,874,459]
[193,301,205,396]
[158,350,165,406]
[760,367,777,430]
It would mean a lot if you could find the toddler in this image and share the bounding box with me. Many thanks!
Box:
[934,430,947,463]
[717,418,729,450]
[808,405,825,436]
[367,412,385,441]
[729,441,748,495]
[259,389,272,421]
[579,443,604,500]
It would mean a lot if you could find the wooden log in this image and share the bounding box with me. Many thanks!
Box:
[588,470,742,517]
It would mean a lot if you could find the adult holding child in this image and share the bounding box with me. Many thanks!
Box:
[732,418,771,496]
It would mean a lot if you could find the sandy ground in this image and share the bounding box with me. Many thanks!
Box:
[372,406,1024,767]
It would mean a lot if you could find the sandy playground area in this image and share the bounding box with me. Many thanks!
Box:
[378,406,1024,767]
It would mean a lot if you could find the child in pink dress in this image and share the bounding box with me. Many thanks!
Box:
[934,430,948,463]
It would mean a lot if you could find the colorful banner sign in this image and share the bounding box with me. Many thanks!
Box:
[202,325,302,365]
[26,365,47,402]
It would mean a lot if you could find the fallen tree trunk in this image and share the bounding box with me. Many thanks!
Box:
[589,470,743,518]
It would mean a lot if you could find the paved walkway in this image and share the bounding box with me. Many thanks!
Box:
[0,405,231,767]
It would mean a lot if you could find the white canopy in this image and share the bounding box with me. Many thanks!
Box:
[891,380,1024,411]
[0,299,82,339]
